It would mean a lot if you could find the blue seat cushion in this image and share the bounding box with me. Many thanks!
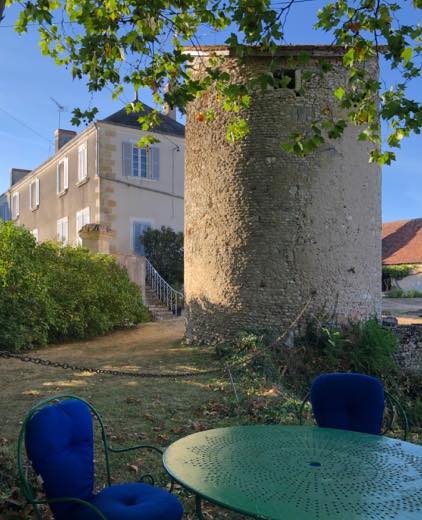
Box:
[74,483,183,520]
[310,372,384,435]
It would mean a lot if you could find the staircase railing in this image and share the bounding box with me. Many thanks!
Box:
[145,258,184,315]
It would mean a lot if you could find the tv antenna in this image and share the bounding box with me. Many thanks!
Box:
[50,97,67,128]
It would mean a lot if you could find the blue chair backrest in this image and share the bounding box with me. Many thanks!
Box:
[25,399,94,519]
[310,373,385,435]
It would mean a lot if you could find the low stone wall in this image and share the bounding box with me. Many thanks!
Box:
[114,253,146,301]
[393,325,422,372]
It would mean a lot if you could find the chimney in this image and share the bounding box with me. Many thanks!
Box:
[55,129,77,152]
[163,83,177,121]
[10,168,31,186]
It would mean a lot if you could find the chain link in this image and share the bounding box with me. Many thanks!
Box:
[0,351,221,378]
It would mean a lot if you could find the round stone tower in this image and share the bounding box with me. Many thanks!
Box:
[184,45,381,344]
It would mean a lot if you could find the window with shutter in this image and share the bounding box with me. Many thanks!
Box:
[12,192,19,218]
[151,147,160,180]
[122,142,132,176]
[29,179,40,210]
[57,158,69,194]
[57,217,68,245]
[132,220,151,255]
[123,142,160,180]
[76,207,90,245]
[78,143,88,181]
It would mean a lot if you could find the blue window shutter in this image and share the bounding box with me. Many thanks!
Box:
[140,148,147,178]
[152,147,160,180]
[133,221,151,255]
[122,142,132,176]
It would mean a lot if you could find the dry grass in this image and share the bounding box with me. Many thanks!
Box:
[0,319,246,519]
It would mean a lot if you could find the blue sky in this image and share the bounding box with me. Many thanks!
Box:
[0,2,420,222]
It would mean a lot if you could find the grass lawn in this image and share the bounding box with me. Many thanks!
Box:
[0,319,252,519]
[1,319,418,519]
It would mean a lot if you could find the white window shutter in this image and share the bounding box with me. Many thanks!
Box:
[35,178,40,206]
[56,164,60,193]
[122,142,132,176]
[64,158,69,189]
[152,147,160,180]
[28,184,32,209]
[16,192,20,216]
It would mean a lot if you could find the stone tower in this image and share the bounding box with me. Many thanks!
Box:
[184,45,381,344]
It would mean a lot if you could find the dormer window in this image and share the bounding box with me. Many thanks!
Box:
[29,178,40,210]
[57,157,69,195]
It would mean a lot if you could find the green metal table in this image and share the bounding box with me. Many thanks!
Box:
[163,425,422,519]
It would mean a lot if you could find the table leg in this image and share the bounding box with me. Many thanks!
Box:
[195,495,204,519]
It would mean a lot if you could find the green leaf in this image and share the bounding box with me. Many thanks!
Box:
[401,47,413,65]
[335,87,346,100]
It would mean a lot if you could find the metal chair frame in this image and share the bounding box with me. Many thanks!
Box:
[297,389,409,440]
[17,394,166,520]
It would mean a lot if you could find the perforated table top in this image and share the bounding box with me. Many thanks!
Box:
[163,425,422,519]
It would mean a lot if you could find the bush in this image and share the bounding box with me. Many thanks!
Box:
[0,221,149,351]
[141,226,183,287]
[386,287,422,298]
[382,264,414,280]
[222,319,400,395]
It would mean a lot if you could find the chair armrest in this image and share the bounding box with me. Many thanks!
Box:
[33,496,106,519]
[109,444,164,455]
[108,444,168,487]
[297,392,310,425]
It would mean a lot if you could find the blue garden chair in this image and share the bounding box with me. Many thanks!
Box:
[18,395,183,520]
[298,372,408,438]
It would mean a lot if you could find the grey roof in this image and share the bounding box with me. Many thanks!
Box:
[101,104,185,138]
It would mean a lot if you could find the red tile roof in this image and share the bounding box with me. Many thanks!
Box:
[382,219,422,265]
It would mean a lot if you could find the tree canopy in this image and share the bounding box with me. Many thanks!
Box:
[4,0,421,164]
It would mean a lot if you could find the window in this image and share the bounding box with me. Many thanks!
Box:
[31,229,39,242]
[11,192,19,218]
[78,143,88,182]
[57,217,68,245]
[0,202,9,221]
[132,220,152,255]
[273,69,298,90]
[29,178,40,210]
[57,157,69,194]
[122,143,160,180]
[76,207,90,246]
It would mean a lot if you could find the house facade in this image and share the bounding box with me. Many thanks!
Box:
[1,107,184,256]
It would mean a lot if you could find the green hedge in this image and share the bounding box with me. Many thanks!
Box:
[0,221,149,351]
[382,264,414,280]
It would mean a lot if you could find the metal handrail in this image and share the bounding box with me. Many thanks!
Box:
[145,258,184,315]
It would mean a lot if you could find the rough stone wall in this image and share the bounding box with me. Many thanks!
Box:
[394,325,422,372]
[185,49,381,344]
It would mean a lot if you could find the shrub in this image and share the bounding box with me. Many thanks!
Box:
[0,221,149,351]
[382,264,414,280]
[141,226,183,287]
[223,319,400,395]
[386,288,422,298]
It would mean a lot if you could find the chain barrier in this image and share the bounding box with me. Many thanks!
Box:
[0,351,222,379]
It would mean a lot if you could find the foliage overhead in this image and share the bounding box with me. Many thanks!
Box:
[0,220,148,351]
[142,226,184,287]
[5,0,421,163]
